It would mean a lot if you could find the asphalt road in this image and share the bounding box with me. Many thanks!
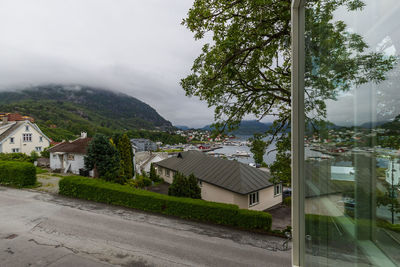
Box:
[0,187,291,267]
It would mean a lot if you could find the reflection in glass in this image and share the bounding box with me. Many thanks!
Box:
[303,0,400,266]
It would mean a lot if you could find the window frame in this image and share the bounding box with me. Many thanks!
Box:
[9,137,14,144]
[274,183,282,196]
[248,191,259,207]
[12,148,20,153]
[23,133,32,142]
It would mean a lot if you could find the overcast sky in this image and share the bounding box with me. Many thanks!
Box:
[0,0,216,128]
[1,0,399,128]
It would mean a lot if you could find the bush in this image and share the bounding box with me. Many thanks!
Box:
[0,161,36,187]
[283,196,291,206]
[236,209,272,230]
[168,172,201,199]
[0,153,32,162]
[59,176,272,231]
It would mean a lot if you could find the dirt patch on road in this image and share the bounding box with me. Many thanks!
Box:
[36,174,61,194]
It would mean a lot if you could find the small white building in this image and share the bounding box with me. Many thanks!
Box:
[0,119,50,154]
[48,133,92,175]
[135,151,168,174]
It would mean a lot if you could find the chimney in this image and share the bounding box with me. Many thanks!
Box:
[81,132,87,138]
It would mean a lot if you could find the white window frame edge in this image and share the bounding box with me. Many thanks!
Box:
[291,1,305,266]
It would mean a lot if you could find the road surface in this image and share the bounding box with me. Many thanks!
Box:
[0,187,291,266]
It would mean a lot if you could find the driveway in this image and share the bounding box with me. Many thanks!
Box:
[0,187,291,267]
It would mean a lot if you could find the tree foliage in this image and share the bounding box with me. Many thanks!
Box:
[168,172,201,199]
[150,163,162,182]
[116,133,134,181]
[85,134,120,182]
[249,134,267,165]
[182,0,396,185]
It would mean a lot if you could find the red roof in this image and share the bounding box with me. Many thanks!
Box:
[48,138,92,154]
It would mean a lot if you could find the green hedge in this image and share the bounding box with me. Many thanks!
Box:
[0,161,36,187]
[59,176,272,231]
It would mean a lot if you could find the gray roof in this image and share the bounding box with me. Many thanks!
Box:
[154,151,274,195]
[0,121,24,143]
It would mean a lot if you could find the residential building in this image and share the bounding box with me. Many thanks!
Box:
[130,138,157,152]
[0,117,50,154]
[154,151,282,211]
[135,151,168,174]
[48,133,92,175]
[292,1,400,266]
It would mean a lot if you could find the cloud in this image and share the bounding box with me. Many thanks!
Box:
[0,0,214,127]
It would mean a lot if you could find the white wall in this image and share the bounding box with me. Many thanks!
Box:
[1,122,50,154]
[50,153,86,175]
[249,186,282,211]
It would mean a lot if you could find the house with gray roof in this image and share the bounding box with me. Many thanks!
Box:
[154,151,282,211]
[0,118,51,154]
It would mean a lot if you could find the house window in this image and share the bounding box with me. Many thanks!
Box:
[9,137,14,144]
[274,184,282,196]
[249,191,259,206]
[165,169,170,177]
[23,133,32,142]
[25,125,29,131]
[158,168,163,175]
[68,154,75,161]
[52,154,57,158]
[39,136,43,142]
[35,147,42,152]
[12,148,19,153]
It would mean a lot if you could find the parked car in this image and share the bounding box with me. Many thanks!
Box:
[283,188,292,198]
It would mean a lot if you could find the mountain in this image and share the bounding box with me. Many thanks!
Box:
[201,120,273,135]
[175,125,190,130]
[0,85,173,141]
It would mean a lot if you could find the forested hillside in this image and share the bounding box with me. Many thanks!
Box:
[0,85,177,142]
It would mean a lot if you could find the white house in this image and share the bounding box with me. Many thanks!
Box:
[0,119,51,154]
[48,133,92,175]
[135,151,169,174]
[154,151,282,211]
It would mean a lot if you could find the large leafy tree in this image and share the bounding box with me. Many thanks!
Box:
[181,0,396,184]
[85,134,120,182]
[116,133,134,180]
[249,134,267,165]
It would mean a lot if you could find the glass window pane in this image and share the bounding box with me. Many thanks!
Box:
[304,0,400,266]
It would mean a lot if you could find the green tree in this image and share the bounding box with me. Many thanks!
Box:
[85,134,120,182]
[168,172,201,199]
[116,134,134,180]
[187,174,202,199]
[249,134,267,165]
[182,0,396,185]
[150,163,161,182]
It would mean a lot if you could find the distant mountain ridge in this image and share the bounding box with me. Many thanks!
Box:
[201,120,274,135]
[0,84,173,140]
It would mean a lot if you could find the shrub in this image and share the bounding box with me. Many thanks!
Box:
[168,172,201,199]
[283,196,291,206]
[0,153,32,162]
[0,161,36,187]
[150,163,161,182]
[59,176,272,231]
[236,209,272,230]
[30,151,39,162]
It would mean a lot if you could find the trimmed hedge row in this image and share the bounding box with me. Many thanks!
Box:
[0,161,36,187]
[59,176,272,231]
